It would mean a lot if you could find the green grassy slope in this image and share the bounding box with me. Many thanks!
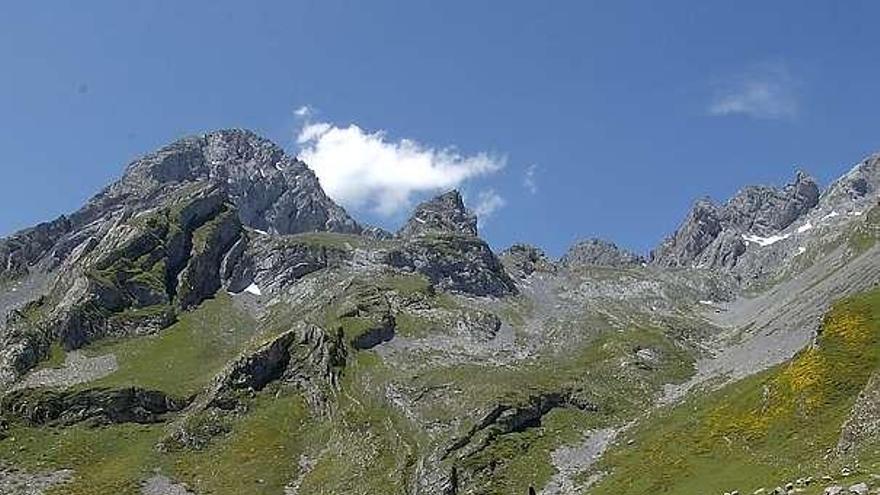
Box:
[81,292,258,397]
[592,287,880,495]
[0,274,706,495]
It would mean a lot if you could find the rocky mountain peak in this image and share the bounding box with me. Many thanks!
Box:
[652,170,820,269]
[822,153,880,208]
[85,129,361,236]
[398,190,478,238]
[561,238,645,268]
[722,171,819,236]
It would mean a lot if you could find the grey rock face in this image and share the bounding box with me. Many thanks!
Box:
[225,232,352,295]
[652,198,724,268]
[398,190,478,238]
[389,190,516,297]
[0,188,246,388]
[386,235,517,297]
[88,129,361,236]
[652,172,819,269]
[333,283,396,350]
[561,238,645,268]
[0,386,185,426]
[723,171,820,235]
[823,154,880,206]
[0,129,359,284]
[0,216,72,282]
[499,243,557,278]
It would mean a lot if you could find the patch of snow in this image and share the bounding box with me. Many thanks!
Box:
[258,168,266,178]
[274,162,283,171]
[414,216,426,224]
[699,300,714,305]
[795,246,807,256]
[851,210,864,216]
[742,232,790,247]
[797,222,813,234]
[822,211,839,221]
[244,283,262,296]
[253,229,268,235]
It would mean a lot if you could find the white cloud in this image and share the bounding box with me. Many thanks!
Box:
[523,164,538,194]
[296,119,505,216]
[294,105,313,118]
[708,63,798,120]
[472,189,506,223]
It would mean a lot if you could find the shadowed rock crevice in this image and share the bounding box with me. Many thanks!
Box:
[443,391,597,459]
[0,386,186,427]
[438,391,597,494]
[331,282,397,350]
[224,232,352,295]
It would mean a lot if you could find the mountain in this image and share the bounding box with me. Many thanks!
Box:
[1,130,880,495]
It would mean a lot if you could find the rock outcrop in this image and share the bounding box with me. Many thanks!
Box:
[224,232,352,295]
[388,191,517,297]
[499,244,557,278]
[0,386,185,426]
[386,235,517,297]
[0,188,246,387]
[333,282,396,350]
[0,216,72,282]
[202,323,346,413]
[652,171,820,269]
[398,190,478,238]
[561,238,645,268]
[821,154,880,211]
[440,391,597,493]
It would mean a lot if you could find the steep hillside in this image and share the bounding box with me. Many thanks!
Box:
[591,286,880,495]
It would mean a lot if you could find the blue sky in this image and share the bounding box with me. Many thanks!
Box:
[2,1,879,256]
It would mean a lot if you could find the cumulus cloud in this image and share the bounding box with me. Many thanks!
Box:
[296,119,505,216]
[523,164,538,194]
[472,189,506,223]
[708,63,798,120]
